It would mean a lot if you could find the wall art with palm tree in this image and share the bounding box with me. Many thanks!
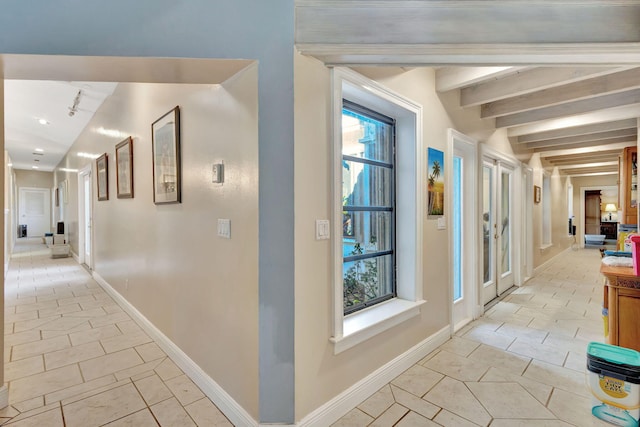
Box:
[427,147,444,216]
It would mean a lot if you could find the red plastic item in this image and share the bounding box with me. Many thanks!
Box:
[630,235,640,275]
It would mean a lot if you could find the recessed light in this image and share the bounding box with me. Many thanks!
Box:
[34,148,44,153]
[7,163,12,167]
[32,166,39,169]
[38,119,49,125]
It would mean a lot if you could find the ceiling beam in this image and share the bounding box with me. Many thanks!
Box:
[536,141,636,158]
[533,137,636,152]
[435,66,527,92]
[497,88,640,128]
[556,161,618,170]
[522,131,636,150]
[516,119,637,143]
[561,166,618,175]
[566,171,617,177]
[544,153,621,165]
[461,66,628,107]
[482,67,640,118]
[507,104,640,137]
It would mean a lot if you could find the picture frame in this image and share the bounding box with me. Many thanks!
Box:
[534,185,541,204]
[427,147,445,217]
[152,106,181,204]
[116,136,134,199]
[96,153,109,201]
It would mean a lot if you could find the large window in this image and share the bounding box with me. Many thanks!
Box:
[331,68,423,354]
[342,101,396,315]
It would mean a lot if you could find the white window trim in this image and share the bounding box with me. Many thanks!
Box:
[330,67,425,354]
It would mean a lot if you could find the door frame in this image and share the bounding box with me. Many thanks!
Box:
[448,129,480,333]
[580,185,617,248]
[18,187,51,237]
[78,164,93,269]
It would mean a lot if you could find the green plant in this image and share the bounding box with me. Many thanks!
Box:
[343,240,379,310]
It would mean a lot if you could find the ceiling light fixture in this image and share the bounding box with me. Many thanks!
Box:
[68,90,83,117]
[32,166,39,169]
[38,118,49,125]
[77,152,99,159]
[34,148,44,153]
[59,168,79,173]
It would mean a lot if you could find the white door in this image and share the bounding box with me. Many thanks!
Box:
[79,166,93,268]
[450,130,478,332]
[482,160,515,305]
[18,187,50,237]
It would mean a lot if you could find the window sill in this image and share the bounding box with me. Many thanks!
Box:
[330,298,426,354]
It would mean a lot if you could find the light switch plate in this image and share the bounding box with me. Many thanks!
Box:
[316,220,330,240]
[437,217,446,230]
[217,219,231,238]
[212,163,224,183]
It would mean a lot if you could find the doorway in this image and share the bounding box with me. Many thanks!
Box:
[18,187,50,237]
[585,190,601,236]
[482,158,515,305]
[449,130,478,332]
[78,165,93,269]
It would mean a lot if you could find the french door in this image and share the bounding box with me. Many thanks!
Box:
[482,159,514,305]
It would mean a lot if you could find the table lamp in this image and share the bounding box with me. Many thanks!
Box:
[605,203,617,221]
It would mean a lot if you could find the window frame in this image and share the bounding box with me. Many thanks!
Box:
[330,68,425,354]
[341,99,397,315]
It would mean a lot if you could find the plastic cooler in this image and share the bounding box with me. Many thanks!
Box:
[587,342,640,426]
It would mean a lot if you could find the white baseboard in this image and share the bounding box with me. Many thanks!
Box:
[0,385,8,409]
[297,326,450,427]
[71,250,79,263]
[92,272,258,427]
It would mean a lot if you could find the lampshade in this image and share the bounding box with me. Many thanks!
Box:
[605,203,617,212]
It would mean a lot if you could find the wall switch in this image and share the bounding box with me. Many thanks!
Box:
[316,220,330,240]
[212,163,224,183]
[437,217,446,230]
[217,219,231,238]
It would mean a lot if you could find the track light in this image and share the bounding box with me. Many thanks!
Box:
[68,90,83,117]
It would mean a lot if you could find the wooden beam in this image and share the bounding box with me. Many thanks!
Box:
[536,141,636,157]
[516,119,637,143]
[462,67,627,107]
[544,153,621,165]
[497,88,640,128]
[507,104,640,137]
[565,171,617,177]
[561,166,618,175]
[435,66,526,92]
[482,67,640,118]
[556,161,618,170]
[522,130,637,150]
[533,137,635,152]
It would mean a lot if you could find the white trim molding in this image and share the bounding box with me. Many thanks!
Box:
[92,272,258,427]
[299,326,450,427]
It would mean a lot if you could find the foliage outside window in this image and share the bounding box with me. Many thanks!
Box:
[342,100,396,315]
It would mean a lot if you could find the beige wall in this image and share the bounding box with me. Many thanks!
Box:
[294,56,455,419]
[14,169,53,189]
[54,67,260,417]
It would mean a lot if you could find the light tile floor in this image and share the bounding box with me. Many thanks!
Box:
[2,238,232,426]
[334,247,613,426]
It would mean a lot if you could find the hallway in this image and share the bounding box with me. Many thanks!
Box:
[2,239,611,426]
[334,247,609,426]
[2,238,232,426]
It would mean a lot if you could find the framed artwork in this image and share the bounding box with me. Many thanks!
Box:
[152,106,181,204]
[96,153,109,201]
[534,185,541,204]
[427,147,445,217]
[116,136,134,199]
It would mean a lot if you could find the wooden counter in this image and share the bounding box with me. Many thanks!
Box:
[600,263,640,351]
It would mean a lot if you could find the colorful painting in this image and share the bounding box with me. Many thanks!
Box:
[427,147,444,216]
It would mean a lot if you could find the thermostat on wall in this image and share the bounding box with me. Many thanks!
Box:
[212,163,224,183]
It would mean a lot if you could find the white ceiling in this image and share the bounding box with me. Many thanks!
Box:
[4,80,117,171]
